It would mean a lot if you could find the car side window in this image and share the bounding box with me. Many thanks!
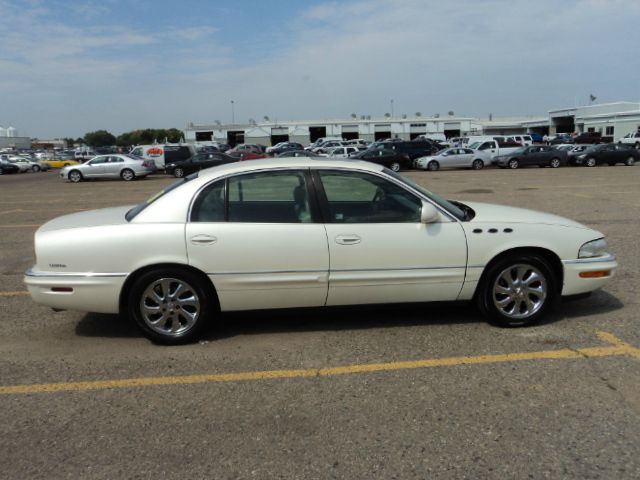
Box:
[227,170,312,223]
[191,180,226,222]
[90,156,107,164]
[318,170,421,223]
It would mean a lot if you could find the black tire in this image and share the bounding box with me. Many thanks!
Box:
[121,168,135,181]
[389,162,401,172]
[32,165,41,172]
[585,157,596,167]
[472,159,484,170]
[68,170,82,183]
[625,156,635,166]
[549,158,561,168]
[508,159,519,169]
[0,169,4,175]
[128,268,214,345]
[174,167,185,178]
[607,162,616,166]
[635,142,640,150]
[477,254,557,327]
[427,160,439,171]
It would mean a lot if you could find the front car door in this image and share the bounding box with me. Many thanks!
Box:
[83,156,108,177]
[186,169,329,311]
[315,169,467,306]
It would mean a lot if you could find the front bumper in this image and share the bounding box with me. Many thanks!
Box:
[24,267,126,314]
[561,253,617,296]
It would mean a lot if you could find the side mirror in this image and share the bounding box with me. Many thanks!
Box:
[421,201,439,224]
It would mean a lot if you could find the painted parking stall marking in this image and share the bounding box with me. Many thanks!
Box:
[0,330,638,396]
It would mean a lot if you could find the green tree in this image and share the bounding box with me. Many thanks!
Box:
[83,130,116,147]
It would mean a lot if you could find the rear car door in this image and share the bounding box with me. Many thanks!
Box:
[316,169,467,306]
[186,169,329,310]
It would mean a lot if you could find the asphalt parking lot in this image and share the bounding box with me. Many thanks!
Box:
[1,166,639,479]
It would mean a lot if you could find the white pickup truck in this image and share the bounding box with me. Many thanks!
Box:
[468,139,522,162]
[618,131,640,149]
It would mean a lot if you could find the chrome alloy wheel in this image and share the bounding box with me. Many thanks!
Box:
[140,278,201,336]
[492,264,547,320]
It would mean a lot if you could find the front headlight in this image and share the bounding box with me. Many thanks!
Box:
[577,154,586,159]
[579,238,608,258]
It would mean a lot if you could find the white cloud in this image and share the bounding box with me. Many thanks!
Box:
[1,0,639,137]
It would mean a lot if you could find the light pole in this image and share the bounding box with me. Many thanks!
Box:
[390,99,394,118]
[231,100,235,124]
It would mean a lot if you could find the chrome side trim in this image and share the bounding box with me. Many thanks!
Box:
[562,254,616,265]
[207,265,468,276]
[25,267,128,278]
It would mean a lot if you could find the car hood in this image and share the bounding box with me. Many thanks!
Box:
[462,201,592,230]
[38,205,134,233]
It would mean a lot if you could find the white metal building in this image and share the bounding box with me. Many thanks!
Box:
[184,101,640,147]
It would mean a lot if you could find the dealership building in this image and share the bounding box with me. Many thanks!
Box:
[184,101,640,147]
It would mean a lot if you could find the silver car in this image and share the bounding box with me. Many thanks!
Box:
[60,154,153,182]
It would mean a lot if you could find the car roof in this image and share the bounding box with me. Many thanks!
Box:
[196,157,385,181]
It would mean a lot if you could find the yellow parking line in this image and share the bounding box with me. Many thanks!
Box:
[0,291,29,297]
[0,224,39,228]
[0,330,637,396]
[0,209,25,216]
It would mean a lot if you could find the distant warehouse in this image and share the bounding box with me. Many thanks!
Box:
[184,101,640,147]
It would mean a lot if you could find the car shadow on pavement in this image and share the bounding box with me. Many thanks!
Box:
[75,312,140,338]
[73,290,623,341]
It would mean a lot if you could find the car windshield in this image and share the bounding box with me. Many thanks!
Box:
[468,142,480,149]
[384,169,466,221]
[125,173,199,221]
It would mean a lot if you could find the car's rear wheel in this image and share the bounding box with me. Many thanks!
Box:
[389,161,401,172]
[508,159,519,169]
[625,156,635,166]
[635,142,640,150]
[550,158,560,168]
[477,255,556,327]
[585,157,597,167]
[32,165,41,172]
[121,168,135,181]
[427,160,439,171]
[68,170,82,183]
[128,268,214,344]
[472,159,484,170]
[174,167,185,178]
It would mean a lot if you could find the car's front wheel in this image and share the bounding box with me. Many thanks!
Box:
[550,158,561,168]
[121,168,135,181]
[389,161,401,172]
[174,167,185,178]
[585,157,597,167]
[427,160,439,171]
[477,255,556,327]
[472,159,484,170]
[68,170,82,183]
[128,268,214,344]
[508,159,519,169]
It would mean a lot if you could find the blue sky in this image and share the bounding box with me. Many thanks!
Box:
[2,0,640,138]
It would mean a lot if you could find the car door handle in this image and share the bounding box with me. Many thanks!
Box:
[335,234,361,245]
[190,234,217,245]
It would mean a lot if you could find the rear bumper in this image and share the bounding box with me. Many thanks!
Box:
[561,254,617,296]
[24,267,125,314]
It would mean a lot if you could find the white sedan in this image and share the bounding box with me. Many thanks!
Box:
[415,148,491,171]
[25,159,617,344]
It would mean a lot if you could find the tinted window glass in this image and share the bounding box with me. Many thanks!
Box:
[227,171,311,223]
[191,180,225,222]
[319,170,421,223]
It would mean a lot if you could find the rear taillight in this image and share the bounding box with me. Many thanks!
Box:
[142,162,149,167]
